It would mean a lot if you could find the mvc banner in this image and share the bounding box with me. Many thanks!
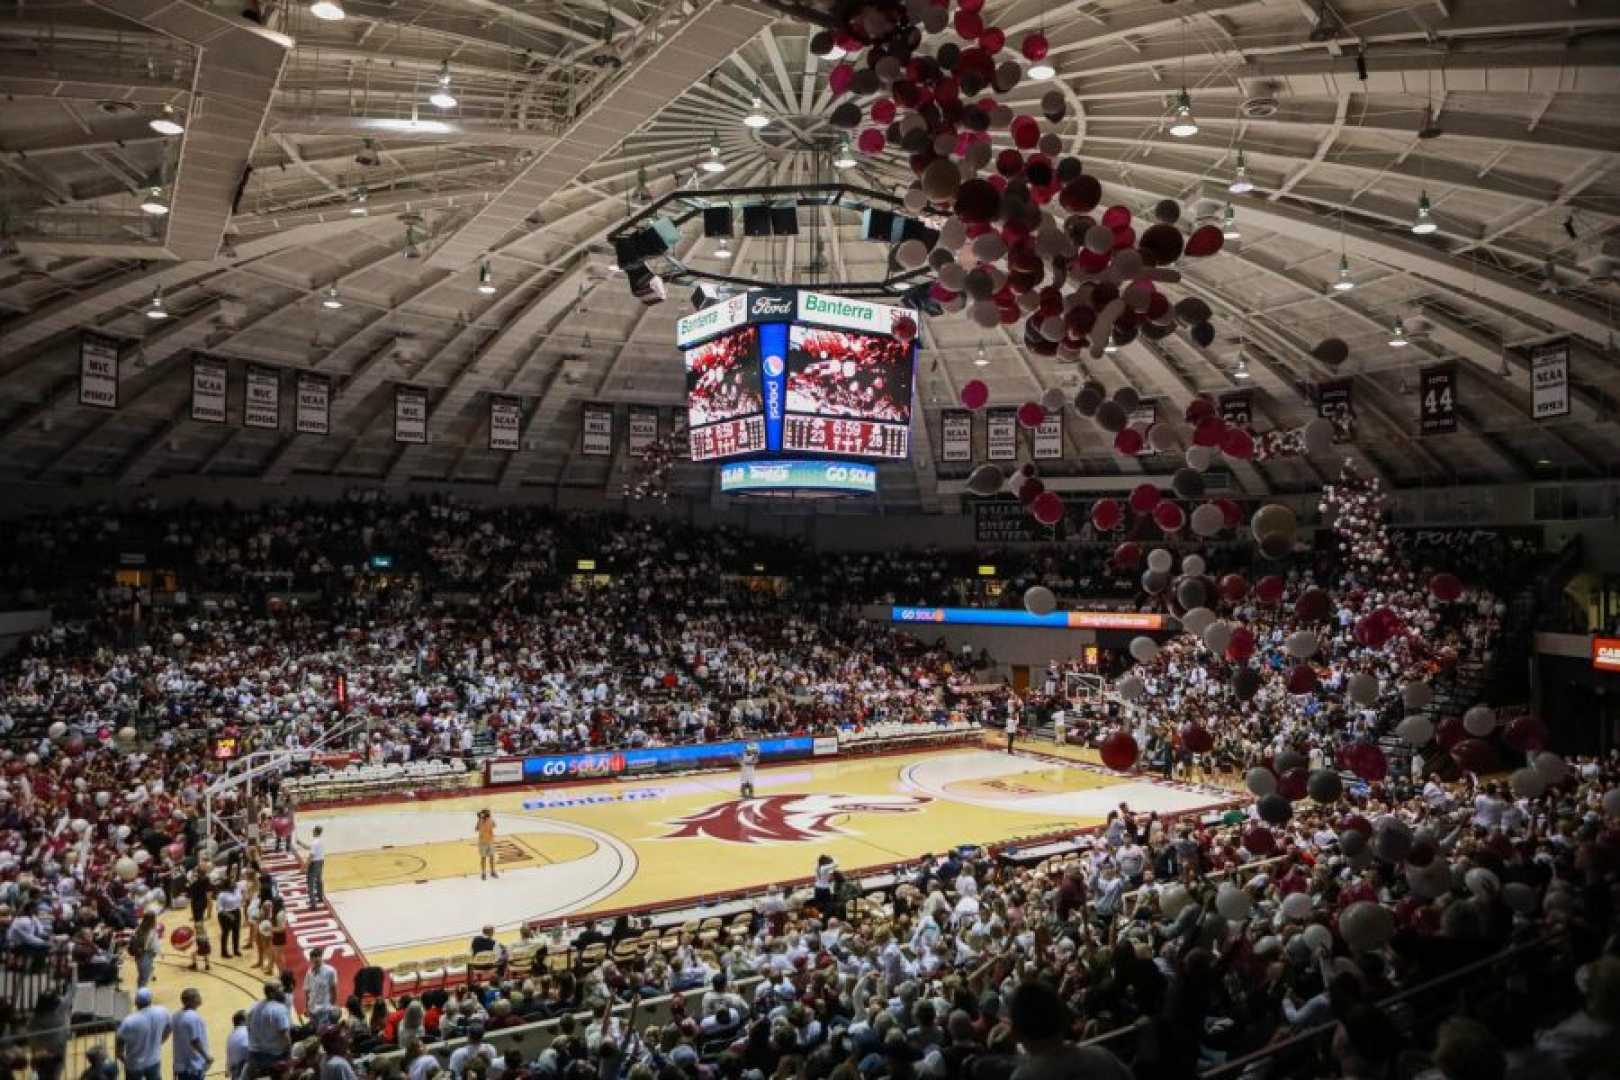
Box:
[243,366,281,430]
[939,409,972,462]
[581,403,613,456]
[191,355,227,424]
[79,332,120,409]
[1418,365,1457,435]
[393,385,428,444]
[985,407,1017,461]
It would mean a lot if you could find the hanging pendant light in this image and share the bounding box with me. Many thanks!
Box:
[1168,89,1198,138]
[974,343,989,367]
[1234,356,1251,379]
[149,105,185,136]
[349,185,368,215]
[1028,59,1056,81]
[321,284,344,310]
[145,289,169,319]
[309,0,345,19]
[1332,254,1355,292]
[429,62,458,109]
[477,259,497,295]
[1411,190,1437,235]
[742,88,770,129]
[713,236,732,259]
[832,137,856,169]
[1221,204,1240,239]
[140,185,170,216]
[700,136,727,173]
[1228,149,1253,194]
[1388,319,1409,347]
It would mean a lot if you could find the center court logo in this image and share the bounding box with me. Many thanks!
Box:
[659,793,931,844]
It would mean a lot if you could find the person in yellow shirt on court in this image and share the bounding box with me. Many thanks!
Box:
[476,809,498,880]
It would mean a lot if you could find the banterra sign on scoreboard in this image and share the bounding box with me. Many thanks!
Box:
[677,288,908,347]
[796,290,903,335]
[675,293,748,348]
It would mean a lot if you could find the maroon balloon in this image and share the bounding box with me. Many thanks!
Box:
[1180,722,1213,754]
[1286,666,1319,695]
[1225,626,1256,662]
[1294,588,1331,622]
[1451,737,1497,774]
[1340,813,1373,836]
[1255,575,1286,605]
[1099,730,1139,771]
[1112,540,1142,568]
[1503,715,1548,753]
[1184,398,1215,424]
[1429,572,1463,602]
[1152,500,1185,533]
[1129,483,1161,514]
[1031,490,1065,526]
[1345,742,1387,782]
[1091,498,1123,531]
[1243,825,1277,856]
[1278,768,1309,801]
[1436,715,1466,751]
[1114,428,1144,456]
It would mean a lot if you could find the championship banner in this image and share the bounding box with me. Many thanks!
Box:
[394,385,428,444]
[295,372,331,435]
[628,406,659,453]
[1219,392,1252,428]
[581,402,613,457]
[243,365,281,430]
[940,409,972,462]
[78,331,120,409]
[986,407,1017,461]
[1317,379,1353,421]
[1033,412,1063,459]
[489,395,521,452]
[1530,338,1570,420]
[1418,364,1457,435]
[191,355,227,424]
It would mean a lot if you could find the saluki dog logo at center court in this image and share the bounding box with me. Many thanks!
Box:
[659,793,932,844]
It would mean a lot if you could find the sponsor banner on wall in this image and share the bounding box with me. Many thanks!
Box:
[489,395,522,451]
[940,409,972,462]
[1530,338,1571,420]
[1317,379,1353,421]
[394,385,428,444]
[581,402,613,456]
[295,372,330,435]
[892,606,1165,630]
[79,331,120,409]
[243,365,281,430]
[628,405,659,452]
[1033,413,1063,459]
[191,355,227,424]
[1219,392,1252,428]
[520,736,814,784]
[986,407,1017,461]
[1594,637,1620,673]
[1418,364,1458,435]
[812,736,840,757]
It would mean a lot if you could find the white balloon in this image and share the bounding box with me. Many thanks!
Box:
[1532,752,1568,786]
[1395,715,1434,747]
[1186,445,1215,472]
[24,752,38,766]
[1147,548,1173,574]
[1245,767,1277,798]
[1510,767,1547,799]
[1302,924,1334,955]
[1118,674,1146,702]
[1603,788,1620,818]
[48,721,67,740]
[1023,586,1057,617]
[1340,900,1395,953]
[70,818,89,833]
[1129,636,1160,664]
[116,824,132,840]
[1401,682,1434,709]
[1215,883,1252,922]
[1160,884,1191,918]
[132,848,151,865]
[1202,620,1233,655]
[1464,867,1500,901]
[94,791,111,808]
[1304,417,1336,456]
[1181,555,1206,577]
[1148,423,1182,453]
[1041,387,1068,412]
[1285,630,1319,659]
[117,726,137,744]
[1347,673,1380,705]
[1182,607,1216,637]
[1190,504,1225,537]
[1280,892,1313,921]
[1463,705,1497,737]
[115,857,139,881]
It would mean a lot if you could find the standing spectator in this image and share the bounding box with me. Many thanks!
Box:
[244,981,293,1079]
[217,877,243,959]
[171,989,213,1080]
[115,989,171,1080]
[303,946,340,1019]
[304,826,327,904]
[225,1012,250,1080]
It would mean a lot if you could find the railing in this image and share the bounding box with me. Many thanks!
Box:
[0,1014,119,1080]
[0,941,75,1019]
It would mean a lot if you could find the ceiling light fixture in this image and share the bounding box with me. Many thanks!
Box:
[1228,149,1253,194]
[1234,357,1251,380]
[309,0,345,19]
[1411,190,1437,235]
[429,62,458,109]
[140,185,169,216]
[1221,204,1240,240]
[477,259,497,294]
[1104,342,1119,355]
[1388,319,1409,348]
[700,137,727,174]
[1332,253,1355,292]
[974,343,989,367]
[1028,60,1056,81]
[832,138,856,169]
[149,105,184,136]
[321,284,344,309]
[713,236,732,259]
[742,92,771,129]
[145,289,169,319]
[1168,88,1198,138]
[403,226,422,260]
[349,185,368,215]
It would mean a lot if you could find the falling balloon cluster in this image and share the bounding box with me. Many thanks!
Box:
[811,0,1227,359]
[621,431,678,502]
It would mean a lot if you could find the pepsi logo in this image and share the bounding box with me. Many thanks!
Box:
[763,354,785,377]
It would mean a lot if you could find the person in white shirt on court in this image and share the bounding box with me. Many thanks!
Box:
[171,988,213,1080]
[738,742,759,798]
[302,946,339,1019]
[116,989,170,1080]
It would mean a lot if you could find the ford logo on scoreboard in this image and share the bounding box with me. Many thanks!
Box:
[720,459,878,495]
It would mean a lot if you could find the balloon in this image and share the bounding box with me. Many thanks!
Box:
[95,790,111,808]
[118,726,137,743]
[1023,586,1057,616]
[1429,573,1463,602]
[1225,626,1256,662]
[1129,636,1160,664]
[1510,767,1548,799]
[1257,793,1292,825]
[1218,574,1248,603]
[1182,607,1216,636]
[1180,722,1213,753]
[1147,547,1173,574]
[1281,892,1312,921]
[1532,751,1568,786]
[1202,620,1233,655]
[1176,577,1208,611]
[1118,674,1145,701]
[1250,504,1297,545]
[1462,705,1497,737]
[1503,882,1539,915]
[1099,730,1139,771]
[1407,859,1451,900]
[1464,867,1501,901]
[1190,503,1225,537]
[1246,767,1277,798]
[1307,770,1342,803]
[1185,445,1215,472]
[960,380,990,410]
[1286,632,1318,660]
[1401,682,1434,709]
[1031,491,1065,526]
[115,857,139,881]
[1232,666,1261,700]
[1395,715,1434,747]
[1244,825,1276,856]
[70,818,89,833]
[1114,428,1144,455]
[1129,483,1162,514]
[1181,554,1206,577]
[1340,829,1367,858]
[1286,666,1318,694]
[1302,924,1334,956]
[1017,401,1046,429]
[1091,498,1123,531]
[1159,884,1192,918]
[1294,588,1331,622]
[1303,418,1336,455]
[1141,570,1170,594]
[1113,541,1143,569]
[1215,883,1252,922]
[1373,819,1412,862]
[1603,789,1620,818]
[1346,742,1387,782]
[1340,901,1394,953]
[1152,500,1185,532]
[1451,737,1496,774]
[1347,673,1379,706]
[966,464,1005,496]
[1255,575,1285,605]
[172,632,186,647]
[1502,715,1548,753]
[48,721,67,740]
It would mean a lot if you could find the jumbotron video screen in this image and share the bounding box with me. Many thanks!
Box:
[684,325,765,461]
[784,325,914,460]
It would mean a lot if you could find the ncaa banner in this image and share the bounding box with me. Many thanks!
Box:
[295,372,330,435]
[393,385,428,444]
[79,331,120,409]
[986,407,1017,461]
[489,395,522,452]
[1530,339,1571,420]
[1219,392,1251,428]
[191,355,227,424]
[940,409,972,462]
[1418,365,1457,435]
[1033,412,1063,459]
[628,405,659,452]
[1317,379,1353,421]
[581,402,613,456]
[243,365,281,430]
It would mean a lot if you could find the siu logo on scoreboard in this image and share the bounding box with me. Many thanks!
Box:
[660,793,931,844]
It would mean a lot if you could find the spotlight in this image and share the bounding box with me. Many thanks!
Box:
[477,260,497,295]
[1388,319,1408,348]
[1104,342,1119,355]
[321,284,344,309]
[1234,358,1251,379]
[429,62,457,109]
[140,186,169,216]
[1028,61,1055,81]
[742,95,770,129]
[1411,191,1437,235]
[309,0,345,19]
[1332,254,1355,292]
[700,140,727,173]
[832,138,857,169]
[1168,89,1198,138]
[1228,150,1253,194]
[1221,204,1240,240]
[149,106,185,136]
[713,236,732,260]
[974,344,989,367]
[145,289,169,319]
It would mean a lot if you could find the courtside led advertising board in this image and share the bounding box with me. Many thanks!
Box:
[1595,637,1620,673]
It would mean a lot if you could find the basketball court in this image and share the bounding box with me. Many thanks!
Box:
[292,744,1234,971]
